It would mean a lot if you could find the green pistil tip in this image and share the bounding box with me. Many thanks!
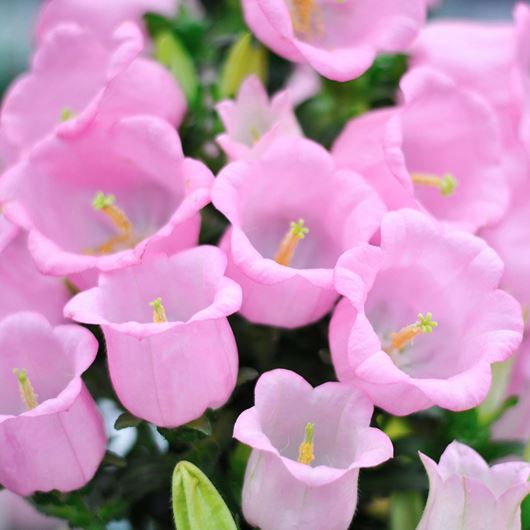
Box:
[290,219,309,239]
[93,192,116,210]
[60,107,74,122]
[150,297,163,310]
[440,174,458,197]
[304,422,314,443]
[417,312,438,334]
[13,368,27,384]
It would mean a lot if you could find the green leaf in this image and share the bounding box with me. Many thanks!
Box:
[172,461,237,530]
[114,412,143,430]
[389,490,424,530]
[154,30,199,104]
[219,33,268,99]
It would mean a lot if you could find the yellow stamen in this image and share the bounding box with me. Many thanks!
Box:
[290,0,323,36]
[13,369,39,410]
[274,219,309,267]
[411,172,458,197]
[150,297,168,323]
[297,422,315,466]
[388,312,438,353]
[90,192,134,255]
[249,126,262,144]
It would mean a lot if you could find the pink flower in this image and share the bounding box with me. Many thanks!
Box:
[216,75,302,160]
[0,22,186,159]
[481,179,530,308]
[36,0,179,47]
[411,19,517,118]
[285,65,321,106]
[0,218,69,324]
[233,369,393,530]
[410,5,530,186]
[493,338,530,442]
[417,441,530,530]
[329,209,523,416]
[333,67,508,232]
[0,312,106,496]
[242,0,426,82]
[211,136,386,329]
[64,247,241,428]
[0,116,213,289]
[0,490,62,530]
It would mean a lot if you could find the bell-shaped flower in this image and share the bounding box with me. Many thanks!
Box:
[0,312,106,496]
[242,0,426,82]
[0,116,214,289]
[233,369,393,530]
[329,209,523,416]
[36,0,179,47]
[0,217,69,324]
[0,22,186,159]
[216,75,302,160]
[481,178,530,308]
[333,67,508,233]
[64,247,242,427]
[211,136,386,329]
[417,441,530,530]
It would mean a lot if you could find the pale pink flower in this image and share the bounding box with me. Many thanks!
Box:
[212,136,386,329]
[417,441,530,530]
[329,209,523,416]
[234,369,393,530]
[0,22,186,159]
[216,75,302,160]
[64,248,241,428]
[0,312,106,496]
[0,217,69,324]
[242,0,426,81]
[333,67,508,232]
[36,0,179,47]
[0,116,213,289]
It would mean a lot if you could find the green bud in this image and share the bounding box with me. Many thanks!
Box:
[154,31,199,105]
[219,33,268,99]
[172,461,237,530]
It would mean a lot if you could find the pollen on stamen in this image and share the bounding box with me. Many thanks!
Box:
[150,297,168,323]
[290,0,324,37]
[297,422,315,466]
[274,218,309,267]
[411,172,458,197]
[387,312,438,353]
[88,192,134,255]
[13,368,39,410]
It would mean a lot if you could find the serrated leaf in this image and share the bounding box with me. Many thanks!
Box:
[172,461,237,530]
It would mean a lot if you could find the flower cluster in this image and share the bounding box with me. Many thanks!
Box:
[0,0,529,529]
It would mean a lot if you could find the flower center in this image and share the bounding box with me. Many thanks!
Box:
[385,312,438,354]
[89,192,134,255]
[60,107,75,122]
[274,218,309,267]
[13,368,39,410]
[150,297,168,323]
[297,422,315,465]
[411,172,458,197]
[290,0,323,37]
